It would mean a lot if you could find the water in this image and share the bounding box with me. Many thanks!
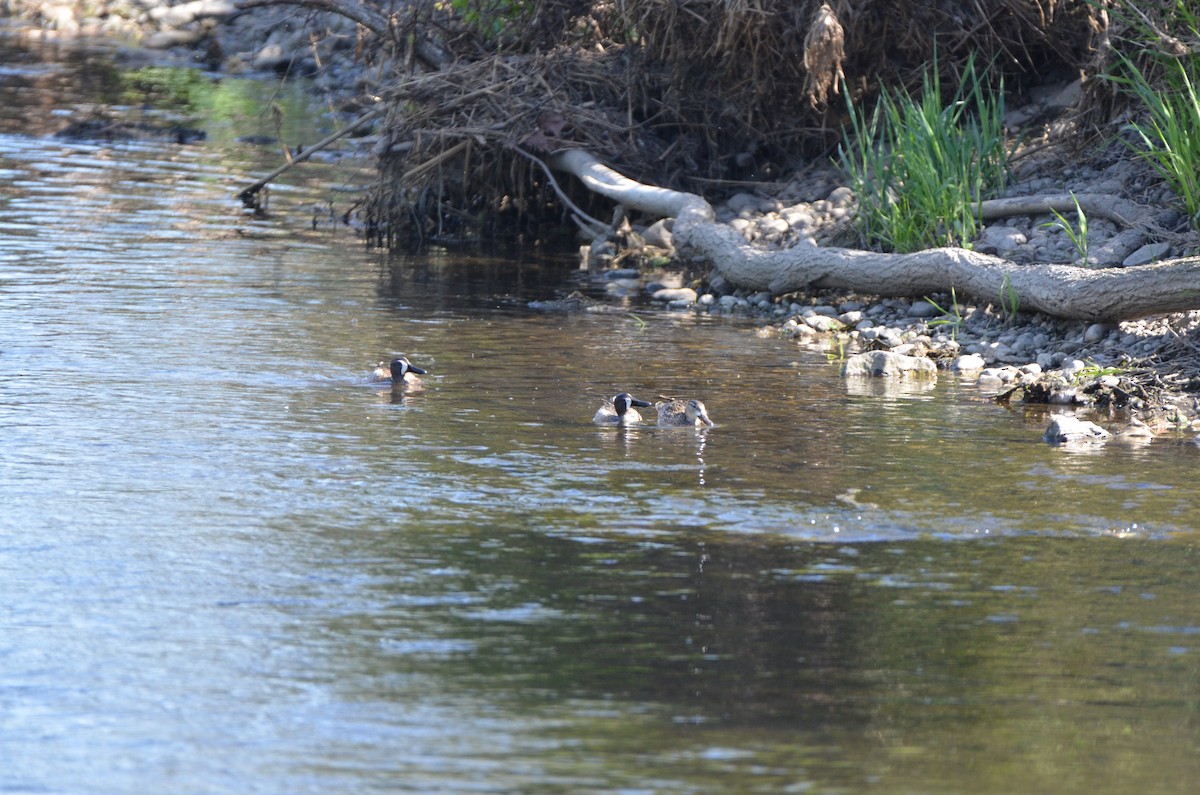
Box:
[2,30,1200,794]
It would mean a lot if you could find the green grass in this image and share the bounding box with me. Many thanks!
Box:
[1107,1,1200,229]
[925,288,964,340]
[1041,192,1090,264]
[837,54,1011,253]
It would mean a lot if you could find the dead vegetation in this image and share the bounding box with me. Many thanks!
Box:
[356,0,1103,245]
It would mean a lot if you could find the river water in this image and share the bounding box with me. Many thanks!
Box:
[2,28,1199,795]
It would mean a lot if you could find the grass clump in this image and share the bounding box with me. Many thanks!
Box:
[1041,191,1090,264]
[1108,2,1200,229]
[838,54,1011,253]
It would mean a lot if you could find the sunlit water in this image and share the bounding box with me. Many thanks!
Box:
[2,30,1199,795]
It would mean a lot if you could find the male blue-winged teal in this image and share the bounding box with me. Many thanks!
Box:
[593,392,653,425]
[371,356,427,387]
[655,397,714,427]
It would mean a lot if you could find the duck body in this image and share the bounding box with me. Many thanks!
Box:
[655,398,714,427]
[371,356,427,387]
[593,392,653,425]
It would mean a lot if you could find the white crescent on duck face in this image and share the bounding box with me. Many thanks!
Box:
[593,392,653,425]
[372,356,428,386]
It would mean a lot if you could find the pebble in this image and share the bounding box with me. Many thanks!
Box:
[953,354,987,371]
[652,287,698,303]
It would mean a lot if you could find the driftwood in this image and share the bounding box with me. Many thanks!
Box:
[550,149,1200,322]
[238,107,382,208]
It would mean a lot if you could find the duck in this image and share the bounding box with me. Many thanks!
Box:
[371,356,427,387]
[593,392,653,425]
[655,397,714,427]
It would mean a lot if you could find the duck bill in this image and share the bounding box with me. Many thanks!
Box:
[630,398,652,408]
[408,365,427,375]
[697,410,714,427]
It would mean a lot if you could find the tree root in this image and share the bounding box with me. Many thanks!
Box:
[549,148,1200,323]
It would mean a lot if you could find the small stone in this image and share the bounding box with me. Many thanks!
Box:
[841,351,937,379]
[652,287,697,304]
[839,310,864,325]
[603,268,642,281]
[1122,242,1171,267]
[908,301,941,318]
[804,315,844,332]
[718,295,739,308]
[1061,359,1087,377]
[698,293,715,306]
[1084,323,1110,343]
[827,186,855,207]
[1043,414,1111,445]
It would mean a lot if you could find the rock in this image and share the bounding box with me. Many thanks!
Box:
[841,351,938,380]
[978,225,1029,254]
[652,287,697,304]
[706,273,731,295]
[726,192,764,214]
[1116,417,1155,443]
[907,301,941,318]
[827,186,855,207]
[1122,242,1171,267]
[804,315,844,332]
[603,268,642,281]
[1043,414,1111,444]
[642,218,674,249]
[1084,323,1110,343]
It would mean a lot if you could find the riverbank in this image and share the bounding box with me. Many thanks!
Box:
[600,124,1200,440]
[9,3,1200,438]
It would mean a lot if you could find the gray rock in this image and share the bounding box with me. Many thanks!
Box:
[1084,323,1110,343]
[726,192,764,214]
[827,186,855,207]
[841,351,938,379]
[603,268,642,281]
[1122,242,1171,267]
[978,225,1029,254]
[653,287,697,304]
[804,315,844,332]
[706,273,731,295]
[1043,414,1111,445]
[839,310,864,325]
[718,294,740,308]
[907,301,941,318]
[642,218,674,249]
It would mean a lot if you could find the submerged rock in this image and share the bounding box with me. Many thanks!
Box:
[841,350,937,379]
[1042,414,1111,445]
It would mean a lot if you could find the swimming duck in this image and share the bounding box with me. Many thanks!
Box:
[593,392,653,425]
[371,356,427,387]
[655,397,714,427]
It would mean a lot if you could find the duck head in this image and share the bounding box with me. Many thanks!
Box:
[613,392,653,416]
[685,399,714,427]
[390,356,427,380]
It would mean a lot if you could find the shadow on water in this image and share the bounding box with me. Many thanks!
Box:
[2,27,1200,795]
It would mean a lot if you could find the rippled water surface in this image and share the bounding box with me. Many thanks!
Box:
[2,31,1200,795]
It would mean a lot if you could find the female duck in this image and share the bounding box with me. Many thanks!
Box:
[593,392,653,425]
[656,397,714,427]
[372,356,428,388]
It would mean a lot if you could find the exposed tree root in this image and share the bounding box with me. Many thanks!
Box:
[550,148,1200,323]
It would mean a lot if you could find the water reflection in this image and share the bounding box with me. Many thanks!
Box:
[4,29,1200,795]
